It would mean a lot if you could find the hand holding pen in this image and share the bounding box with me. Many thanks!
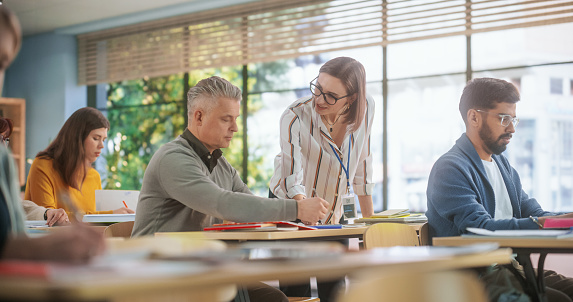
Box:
[312,188,334,225]
[113,200,135,214]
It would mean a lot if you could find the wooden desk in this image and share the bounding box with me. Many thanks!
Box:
[434,236,573,302]
[155,223,426,243]
[0,245,512,302]
[156,227,367,242]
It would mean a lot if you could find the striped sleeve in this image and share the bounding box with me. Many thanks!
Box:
[278,108,306,198]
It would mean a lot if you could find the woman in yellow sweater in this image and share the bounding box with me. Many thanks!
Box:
[25,107,133,216]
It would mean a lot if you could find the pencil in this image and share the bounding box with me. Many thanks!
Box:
[122,200,128,208]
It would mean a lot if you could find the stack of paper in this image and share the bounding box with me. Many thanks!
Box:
[466,227,573,239]
[371,209,410,218]
[82,214,136,223]
[354,209,427,224]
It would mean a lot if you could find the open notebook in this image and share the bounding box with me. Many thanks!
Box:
[95,190,139,212]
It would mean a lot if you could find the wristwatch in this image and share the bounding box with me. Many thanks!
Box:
[529,216,543,229]
[44,209,49,220]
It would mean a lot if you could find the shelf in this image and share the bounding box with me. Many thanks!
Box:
[0,97,26,186]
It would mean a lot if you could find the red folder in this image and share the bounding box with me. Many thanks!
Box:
[0,260,50,278]
[544,218,573,229]
[204,221,317,231]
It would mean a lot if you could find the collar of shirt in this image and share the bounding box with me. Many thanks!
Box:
[181,129,222,173]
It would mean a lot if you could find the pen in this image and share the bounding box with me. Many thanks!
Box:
[122,200,129,208]
[312,188,336,225]
[312,188,326,225]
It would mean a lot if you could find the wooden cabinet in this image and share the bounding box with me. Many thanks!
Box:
[0,98,26,186]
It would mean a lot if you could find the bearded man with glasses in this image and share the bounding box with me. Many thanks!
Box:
[426,77,573,301]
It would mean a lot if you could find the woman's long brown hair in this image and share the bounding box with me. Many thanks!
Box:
[36,107,109,190]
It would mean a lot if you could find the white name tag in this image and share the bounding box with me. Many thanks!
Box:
[342,193,357,219]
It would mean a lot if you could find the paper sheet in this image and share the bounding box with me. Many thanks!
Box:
[95,190,139,211]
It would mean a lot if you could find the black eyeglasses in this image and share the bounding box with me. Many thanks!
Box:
[309,76,352,105]
[476,110,520,128]
[0,135,9,147]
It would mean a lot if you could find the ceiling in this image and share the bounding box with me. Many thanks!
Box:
[2,0,257,36]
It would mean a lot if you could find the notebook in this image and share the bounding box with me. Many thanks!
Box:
[370,209,410,218]
[544,218,573,229]
[82,214,136,223]
[95,190,139,212]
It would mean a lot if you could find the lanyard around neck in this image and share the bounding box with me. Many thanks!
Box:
[329,137,352,192]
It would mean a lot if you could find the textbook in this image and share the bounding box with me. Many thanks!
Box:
[544,218,573,229]
[204,221,316,231]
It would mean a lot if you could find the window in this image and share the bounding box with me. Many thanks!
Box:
[388,36,466,79]
[100,68,245,190]
[89,1,573,213]
[472,23,573,71]
[100,74,187,190]
[474,63,573,211]
[551,78,563,95]
[387,75,466,212]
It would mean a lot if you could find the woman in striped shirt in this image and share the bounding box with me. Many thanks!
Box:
[269,56,375,301]
[269,56,374,224]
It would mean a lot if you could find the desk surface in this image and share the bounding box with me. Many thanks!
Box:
[0,245,511,302]
[434,236,573,250]
[156,227,367,241]
[155,223,425,242]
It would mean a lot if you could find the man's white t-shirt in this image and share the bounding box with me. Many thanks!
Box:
[482,159,513,220]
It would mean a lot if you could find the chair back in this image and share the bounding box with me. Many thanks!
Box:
[418,222,430,246]
[104,221,135,238]
[336,270,488,302]
[363,223,420,249]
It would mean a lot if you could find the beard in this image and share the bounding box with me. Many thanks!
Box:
[479,122,512,155]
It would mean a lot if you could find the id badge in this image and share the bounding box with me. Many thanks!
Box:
[342,193,357,219]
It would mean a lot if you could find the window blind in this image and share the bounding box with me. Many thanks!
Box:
[78,0,573,85]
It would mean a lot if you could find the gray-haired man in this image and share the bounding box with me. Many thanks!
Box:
[132,76,329,301]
